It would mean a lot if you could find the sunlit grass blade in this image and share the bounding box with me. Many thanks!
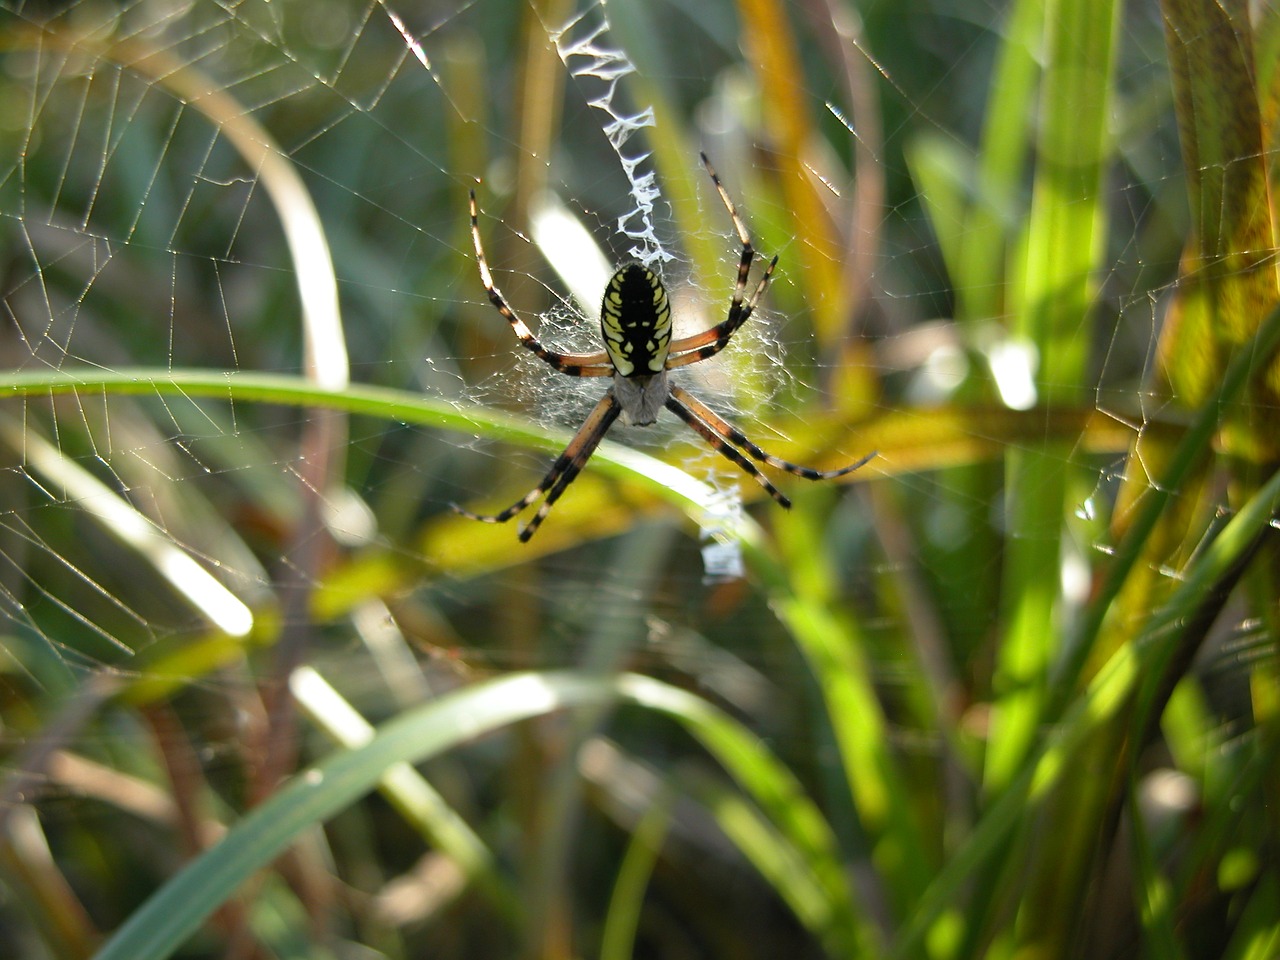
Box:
[1063,301,1280,703]
[1097,0,1280,767]
[893,458,1280,957]
[906,0,1042,329]
[970,0,1121,932]
[0,366,1148,570]
[1128,777,1185,960]
[1159,0,1279,408]
[0,413,253,641]
[599,790,671,960]
[288,666,517,918]
[92,671,872,960]
[734,0,848,352]
[623,674,874,956]
[762,503,932,916]
[689,773,870,957]
[0,367,767,558]
[964,0,1044,326]
[987,0,1120,791]
[1221,873,1280,960]
[91,673,614,960]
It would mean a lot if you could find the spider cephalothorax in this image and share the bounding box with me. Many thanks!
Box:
[455,153,874,541]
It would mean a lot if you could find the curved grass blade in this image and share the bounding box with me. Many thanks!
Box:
[92,671,870,960]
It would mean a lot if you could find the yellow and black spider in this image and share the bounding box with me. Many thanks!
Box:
[455,153,874,541]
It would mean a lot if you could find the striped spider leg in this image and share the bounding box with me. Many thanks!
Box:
[467,190,615,378]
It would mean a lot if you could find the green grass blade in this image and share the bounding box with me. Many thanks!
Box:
[1062,301,1280,705]
[1222,874,1280,960]
[0,367,763,551]
[894,459,1280,956]
[92,671,871,960]
[1160,0,1279,406]
[599,792,671,960]
[986,0,1121,790]
[619,674,875,956]
[91,672,615,960]
[288,666,516,917]
[759,505,932,916]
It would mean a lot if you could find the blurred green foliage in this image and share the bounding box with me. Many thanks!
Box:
[1,0,1278,958]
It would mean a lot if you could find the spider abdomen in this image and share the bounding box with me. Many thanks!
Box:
[600,264,672,377]
[612,370,669,426]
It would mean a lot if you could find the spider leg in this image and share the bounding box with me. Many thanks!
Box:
[663,155,779,370]
[665,256,777,369]
[664,394,792,508]
[452,392,622,541]
[516,402,621,542]
[670,385,876,479]
[469,190,614,376]
[701,152,756,329]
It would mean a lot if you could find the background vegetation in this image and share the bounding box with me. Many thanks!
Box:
[0,0,1277,958]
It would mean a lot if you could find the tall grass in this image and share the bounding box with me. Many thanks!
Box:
[0,0,1277,958]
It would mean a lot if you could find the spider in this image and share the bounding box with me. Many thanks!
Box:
[455,153,874,541]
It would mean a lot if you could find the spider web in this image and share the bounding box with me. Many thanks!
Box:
[0,0,1176,651]
[0,0,1262,954]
